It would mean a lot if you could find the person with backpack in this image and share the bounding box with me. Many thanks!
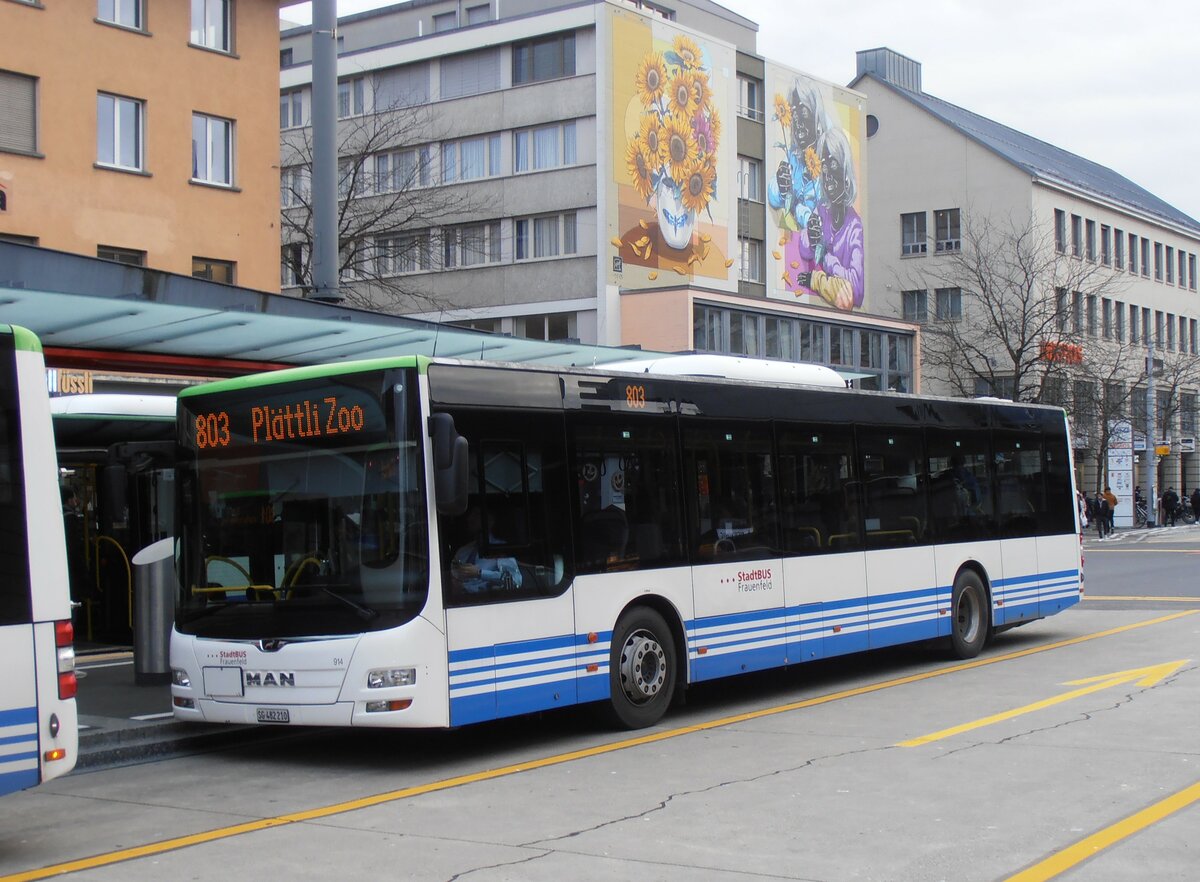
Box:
[1096,491,1111,539]
[1162,487,1180,527]
[1102,486,1118,535]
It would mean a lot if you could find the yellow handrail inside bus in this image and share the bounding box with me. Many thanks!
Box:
[205,555,252,584]
[94,535,132,629]
[283,556,323,599]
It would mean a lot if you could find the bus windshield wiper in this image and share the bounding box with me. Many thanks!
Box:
[319,586,378,621]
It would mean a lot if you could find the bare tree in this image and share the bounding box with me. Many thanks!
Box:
[905,212,1126,403]
[280,82,492,313]
[1067,336,1145,492]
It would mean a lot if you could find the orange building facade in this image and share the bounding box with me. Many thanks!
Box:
[0,0,283,292]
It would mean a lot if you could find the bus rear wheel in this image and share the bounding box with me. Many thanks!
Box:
[950,571,988,659]
[605,607,677,729]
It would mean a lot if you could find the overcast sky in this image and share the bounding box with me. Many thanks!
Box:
[282,0,1200,222]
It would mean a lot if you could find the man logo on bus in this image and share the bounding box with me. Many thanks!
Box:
[245,671,296,687]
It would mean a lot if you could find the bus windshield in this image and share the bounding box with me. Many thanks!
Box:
[175,367,428,640]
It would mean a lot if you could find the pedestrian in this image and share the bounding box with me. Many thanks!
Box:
[1096,491,1111,539]
[1163,487,1180,527]
[1192,488,1200,526]
[1077,490,1089,535]
[1102,486,1118,534]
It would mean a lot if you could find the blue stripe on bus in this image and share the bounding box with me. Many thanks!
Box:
[0,732,37,747]
[447,567,1076,722]
[0,706,37,728]
[0,768,40,797]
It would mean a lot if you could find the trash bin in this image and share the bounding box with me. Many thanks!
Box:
[132,537,176,686]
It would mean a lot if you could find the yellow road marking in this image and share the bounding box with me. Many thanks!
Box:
[1084,595,1200,602]
[4,609,1196,882]
[898,659,1190,747]
[1004,779,1200,881]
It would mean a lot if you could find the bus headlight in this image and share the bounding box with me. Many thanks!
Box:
[171,668,191,687]
[367,667,416,688]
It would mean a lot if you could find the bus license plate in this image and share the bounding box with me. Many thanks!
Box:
[256,708,290,724]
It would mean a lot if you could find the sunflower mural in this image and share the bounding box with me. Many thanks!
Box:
[610,15,734,286]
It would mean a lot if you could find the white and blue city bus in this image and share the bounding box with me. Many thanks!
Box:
[0,325,78,794]
[170,354,1080,730]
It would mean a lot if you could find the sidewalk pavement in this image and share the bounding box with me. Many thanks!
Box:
[74,646,253,769]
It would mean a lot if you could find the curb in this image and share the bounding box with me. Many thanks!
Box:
[77,720,261,769]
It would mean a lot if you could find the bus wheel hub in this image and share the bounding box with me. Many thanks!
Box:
[620,630,666,703]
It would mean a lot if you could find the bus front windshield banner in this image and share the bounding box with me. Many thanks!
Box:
[175,369,429,639]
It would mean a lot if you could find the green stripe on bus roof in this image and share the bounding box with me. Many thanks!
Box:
[179,355,429,398]
[1,325,43,354]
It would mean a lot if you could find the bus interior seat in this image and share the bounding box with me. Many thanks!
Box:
[580,507,628,567]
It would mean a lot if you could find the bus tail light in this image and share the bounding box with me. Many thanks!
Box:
[54,620,76,700]
[44,748,67,763]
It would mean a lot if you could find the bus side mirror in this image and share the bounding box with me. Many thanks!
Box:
[429,413,469,515]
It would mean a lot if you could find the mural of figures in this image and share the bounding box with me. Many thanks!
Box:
[767,72,866,311]
[608,9,736,290]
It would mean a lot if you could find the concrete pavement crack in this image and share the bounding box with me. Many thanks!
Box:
[445,847,553,882]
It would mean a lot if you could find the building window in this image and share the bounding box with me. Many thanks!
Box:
[901,212,926,255]
[374,146,431,192]
[1072,290,1083,333]
[934,208,960,252]
[442,134,501,183]
[1129,303,1139,343]
[935,287,962,322]
[1114,300,1124,342]
[466,4,490,25]
[1166,246,1175,284]
[737,75,762,121]
[97,93,143,171]
[1070,214,1082,257]
[98,0,142,30]
[440,48,501,100]
[191,112,233,186]
[518,313,573,341]
[443,222,501,268]
[1102,298,1111,339]
[738,156,762,202]
[511,31,575,85]
[338,77,365,118]
[97,245,145,266]
[1155,310,1165,349]
[1085,219,1096,261]
[1113,228,1124,269]
[515,213,576,260]
[1178,249,1187,288]
[513,121,576,173]
[1141,237,1150,277]
[1100,224,1110,265]
[1055,287,1069,332]
[280,48,293,67]
[280,165,308,208]
[1129,232,1138,274]
[281,243,305,287]
[1054,209,1066,253]
[279,89,304,129]
[1179,315,1187,353]
[1182,393,1197,436]
[1154,242,1163,281]
[1086,295,1097,337]
[338,158,365,199]
[190,0,231,53]
[901,289,928,323]
[1191,318,1198,355]
[432,10,456,32]
[375,233,431,275]
[192,257,235,284]
[0,71,37,155]
[1190,254,1197,291]
[738,237,763,283]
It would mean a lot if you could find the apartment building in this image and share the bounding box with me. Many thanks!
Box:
[0,0,283,291]
[279,0,919,392]
[854,48,1200,493]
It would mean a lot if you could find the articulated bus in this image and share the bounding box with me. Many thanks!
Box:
[0,326,77,795]
[170,355,1080,730]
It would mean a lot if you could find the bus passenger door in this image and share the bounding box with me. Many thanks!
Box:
[438,409,577,726]
[683,423,786,680]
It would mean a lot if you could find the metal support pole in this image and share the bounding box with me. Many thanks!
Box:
[309,0,342,303]
[1146,344,1157,526]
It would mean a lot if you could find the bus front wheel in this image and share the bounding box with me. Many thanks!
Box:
[605,607,677,729]
[950,570,988,659]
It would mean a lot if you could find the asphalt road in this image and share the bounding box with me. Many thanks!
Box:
[3,535,1196,882]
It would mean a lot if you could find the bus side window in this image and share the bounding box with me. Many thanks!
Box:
[568,414,685,573]
[775,424,859,554]
[856,426,927,549]
[993,432,1042,538]
[436,409,571,606]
